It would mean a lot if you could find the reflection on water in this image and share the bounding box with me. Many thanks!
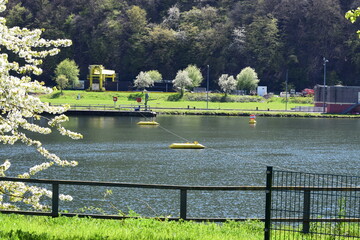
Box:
[1,115,360,218]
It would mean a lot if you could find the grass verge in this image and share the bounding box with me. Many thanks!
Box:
[40,90,312,111]
[0,214,264,240]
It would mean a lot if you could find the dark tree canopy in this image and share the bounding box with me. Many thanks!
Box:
[3,0,360,92]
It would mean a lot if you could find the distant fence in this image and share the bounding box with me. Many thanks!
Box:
[265,166,360,239]
[291,106,323,112]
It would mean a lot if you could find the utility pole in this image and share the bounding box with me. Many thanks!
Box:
[323,57,329,113]
[285,69,288,111]
[207,65,209,109]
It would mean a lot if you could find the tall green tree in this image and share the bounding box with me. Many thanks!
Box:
[54,59,80,89]
[55,75,69,93]
[184,65,203,89]
[236,67,259,92]
[244,15,282,82]
[146,70,163,83]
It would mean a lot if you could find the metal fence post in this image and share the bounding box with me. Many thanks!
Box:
[180,189,187,220]
[302,190,311,234]
[52,183,59,217]
[264,166,273,240]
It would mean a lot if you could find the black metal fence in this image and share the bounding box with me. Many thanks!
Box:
[0,177,265,222]
[2,167,360,240]
[265,166,360,239]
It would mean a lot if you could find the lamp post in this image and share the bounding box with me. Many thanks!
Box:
[206,65,209,109]
[285,69,288,111]
[323,57,329,113]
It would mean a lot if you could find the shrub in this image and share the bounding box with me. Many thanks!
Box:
[128,92,144,100]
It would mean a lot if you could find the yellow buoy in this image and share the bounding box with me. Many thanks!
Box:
[137,121,159,125]
[169,141,205,149]
[249,114,256,124]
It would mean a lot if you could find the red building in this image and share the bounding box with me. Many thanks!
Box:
[314,85,360,114]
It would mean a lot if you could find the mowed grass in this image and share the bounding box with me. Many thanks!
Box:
[40,90,312,111]
[0,214,264,240]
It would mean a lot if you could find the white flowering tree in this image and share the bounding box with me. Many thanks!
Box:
[0,0,82,210]
[172,70,192,97]
[133,71,154,90]
[218,74,237,97]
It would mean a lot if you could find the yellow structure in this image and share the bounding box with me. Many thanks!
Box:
[88,65,116,91]
[169,141,205,149]
[137,121,159,125]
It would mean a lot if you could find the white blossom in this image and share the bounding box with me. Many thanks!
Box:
[0,0,80,211]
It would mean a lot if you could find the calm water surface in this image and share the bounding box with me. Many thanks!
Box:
[2,115,360,218]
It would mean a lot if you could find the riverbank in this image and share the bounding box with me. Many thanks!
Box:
[153,108,360,118]
[0,214,264,240]
[42,90,360,118]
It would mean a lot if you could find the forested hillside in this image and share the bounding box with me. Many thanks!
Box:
[3,0,360,92]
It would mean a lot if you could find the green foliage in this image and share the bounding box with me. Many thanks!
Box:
[55,75,69,93]
[146,70,162,82]
[184,65,203,89]
[185,93,263,103]
[127,92,144,100]
[167,93,183,101]
[346,7,360,37]
[54,59,80,89]
[236,67,259,92]
[244,16,282,76]
[2,0,360,92]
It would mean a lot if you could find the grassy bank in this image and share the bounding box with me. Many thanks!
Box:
[0,214,264,240]
[40,90,312,111]
[40,90,360,118]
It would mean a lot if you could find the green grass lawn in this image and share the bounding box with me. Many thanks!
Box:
[40,90,312,111]
[0,214,264,240]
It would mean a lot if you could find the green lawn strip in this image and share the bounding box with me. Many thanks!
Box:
[39,90,360,118]
[40,90,312,111]
[0,214,264,240]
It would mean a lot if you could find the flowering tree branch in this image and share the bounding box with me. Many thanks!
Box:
[0,0,82,210]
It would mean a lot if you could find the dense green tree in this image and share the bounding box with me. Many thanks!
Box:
[55,75,69,93]
[54,59,80,89]
[184,65,203,89]
[3,0,360,91]
[236,67,260,92]
[243,15,282,85]
[146,70,163,83]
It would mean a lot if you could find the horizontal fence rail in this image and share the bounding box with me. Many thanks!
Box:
[2,176,360,226]
[0,177,266,221]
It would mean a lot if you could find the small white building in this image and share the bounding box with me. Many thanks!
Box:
[257,86,267,96]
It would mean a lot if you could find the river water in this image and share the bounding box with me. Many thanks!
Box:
[1,115,360,218]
